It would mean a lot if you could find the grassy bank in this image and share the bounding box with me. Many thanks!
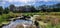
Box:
[0,12,60,28]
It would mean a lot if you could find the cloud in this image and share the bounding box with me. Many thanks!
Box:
[2,0,36,3]
[0,0,60,8]
[5,0,36,6]
[0,1,6,6]
[2,0,60,4]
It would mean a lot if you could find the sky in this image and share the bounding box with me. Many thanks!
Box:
[0,0,60,8]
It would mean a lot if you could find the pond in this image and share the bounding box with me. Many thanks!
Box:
[2,20,34,28]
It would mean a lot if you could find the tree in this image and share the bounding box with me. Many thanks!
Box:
[39,5,48,12]
[23,5,37,12]
[30,6,37,12]
[55,3,60,7]
[52,3,60,12]
[4,7,10,14]
[0,6,3,15]
[9,4,15,11]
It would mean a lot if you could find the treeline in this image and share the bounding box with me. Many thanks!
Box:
[0,6,10,15]
[38,3,60,12]
[9,5,39,13]
[0,3,60,14]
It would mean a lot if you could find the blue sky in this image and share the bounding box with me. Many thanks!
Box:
[0,0,60,8]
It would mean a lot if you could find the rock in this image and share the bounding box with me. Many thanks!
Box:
[33,15,42,21]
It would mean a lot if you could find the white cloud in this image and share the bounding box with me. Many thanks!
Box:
[2,0,60,4]
[8,0,13,2]
[1,0,60,7]
[3,0,36,3]
[44,0,49,2]
[2,2,6,4]
[7,0,36,6]
[0,1,6,6]
[2,0,60,3]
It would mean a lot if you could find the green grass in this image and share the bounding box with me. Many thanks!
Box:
[0,12,60,28]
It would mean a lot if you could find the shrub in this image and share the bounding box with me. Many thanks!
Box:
[51,18,60,26]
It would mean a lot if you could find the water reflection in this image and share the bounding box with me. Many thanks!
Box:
[2,20,33,28]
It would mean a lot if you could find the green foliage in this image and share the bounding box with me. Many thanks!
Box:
[55,24,60,28]
[0,6,3,11]
[4,7,10,14]
[0,6,3,15]
[0,12,16,24]
[45,23,60,28]
[0,3,60,28]
[8,12,17,18]
[0,16,3,23]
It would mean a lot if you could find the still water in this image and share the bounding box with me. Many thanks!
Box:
[2,20,33,28]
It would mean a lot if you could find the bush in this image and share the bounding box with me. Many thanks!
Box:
[8,12,17,18]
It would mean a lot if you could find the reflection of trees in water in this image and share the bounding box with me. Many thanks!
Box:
[2,15,40,28]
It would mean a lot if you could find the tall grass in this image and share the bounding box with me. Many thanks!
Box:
[0,12,20,25]
[0,12,60,28]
